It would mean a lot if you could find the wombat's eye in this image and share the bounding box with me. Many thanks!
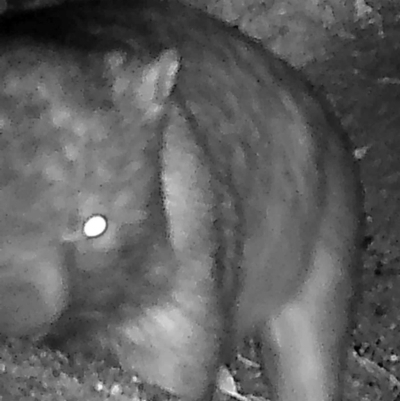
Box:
[83,214,108,238]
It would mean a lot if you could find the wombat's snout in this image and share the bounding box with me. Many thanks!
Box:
[0,248,68,337]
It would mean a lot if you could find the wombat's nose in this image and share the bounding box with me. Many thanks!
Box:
[0,279,48,336]
[0,248,68,337]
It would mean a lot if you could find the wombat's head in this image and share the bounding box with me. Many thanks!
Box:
[0,40,180,337]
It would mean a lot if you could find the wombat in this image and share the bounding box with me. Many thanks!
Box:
[0,1,363,400]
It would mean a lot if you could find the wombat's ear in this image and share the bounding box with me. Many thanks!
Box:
[105,50,180,122]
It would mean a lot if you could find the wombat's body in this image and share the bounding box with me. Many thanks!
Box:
[0,1,362,400]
